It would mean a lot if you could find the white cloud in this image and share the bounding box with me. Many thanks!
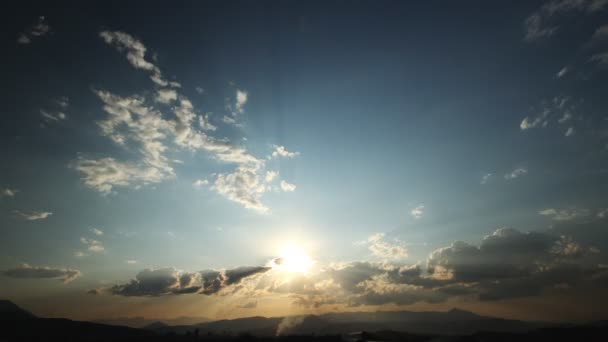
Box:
[364,233,408,259]
[410,205,424,219]
[539,208,591,221]
[71,157,169,195]
[504,167,528,180]
[1,188,18,198]
[598,208,608,218]
[193,179,209,187]
[17,16,50,44]
[235,89,248,114]
[74,251,86,258]
[265,170,278,183]
[195,86,204,94]
[155,88,177,104]
[222,115,237,124]
[270,145,300,159]
[126,260,138,264]
[480,173,493,185]
[558,111,572,123]
[100,31,175,87]
[565,126,575,136]
[14,210,52,221]
[91,228,104,236]
[213,166,268,213]
[81,237,105,253]
[280,180,296,192]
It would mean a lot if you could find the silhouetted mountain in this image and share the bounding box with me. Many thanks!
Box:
[156,309,545,336]
[96,315,212,328]
[0,300,35,319]
[144,321,170,330]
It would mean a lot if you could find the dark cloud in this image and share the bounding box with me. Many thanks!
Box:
[110,266,270,297]
[2,263,81,283]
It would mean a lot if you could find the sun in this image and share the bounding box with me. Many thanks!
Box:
[272,245,314,273]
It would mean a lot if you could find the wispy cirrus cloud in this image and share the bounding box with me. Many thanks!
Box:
[72,30,297,212]
[2,263,81,283]
[524,0,608,42]
[17,16,50,44]
[504,167,528,180]
[539,208,591,221]
[14,210,52,221]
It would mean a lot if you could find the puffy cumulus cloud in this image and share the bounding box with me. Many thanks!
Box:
[539,208,591,221]
[1,187,18,198]
[362,233,408,259]
[17,16,50,44]
[265,170,278,183]
[504,167,528,180]
[155,88,177,104]
[270,145,300,159]
[245,228,603,308]
[108,266,270,297]
[2,263,81,283]
[193,179,209,187]
[524,0,608,42]
[280,180,296,192]
[213,166,268,213]
[235,90,248,114]
[410,205,424,219]
[14,210,52,221]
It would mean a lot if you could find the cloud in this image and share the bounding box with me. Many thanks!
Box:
[126,260,138,264]
[265,170,278,183]
[280,180,296,192]
[364,233,408,259]
[1,188,18,198]
[193,179,209,187]
[81,237,105,253]
[155,89,178,104]
[565,126,575,136]
[524,0,608,42]
[598,208,608,218]
[108,266,270,297]
[91,228,104,236]
[410,205,424,219]
[17,16,50,44]
[556,66,570,78]
[195,86,204,94]
[270,145,300,159]
[14,210,52,221]
[539,208,591,221]
[480,173,493,185]
[504,167,528,180]
[213,166,268,212]
[40,109,67,122]
[80,30,284,212]
[100,31,175,87]
[71,157,169,195]
[590,52,608,65]
[2,263,81,283]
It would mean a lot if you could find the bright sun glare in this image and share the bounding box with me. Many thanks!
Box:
[273,245,314,273]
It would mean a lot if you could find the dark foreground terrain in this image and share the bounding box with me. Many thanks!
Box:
[1,300,607,341]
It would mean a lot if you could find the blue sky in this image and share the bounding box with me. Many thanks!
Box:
[2,0,608,321]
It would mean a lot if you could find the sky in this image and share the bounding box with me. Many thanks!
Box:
[1,0,608,322]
